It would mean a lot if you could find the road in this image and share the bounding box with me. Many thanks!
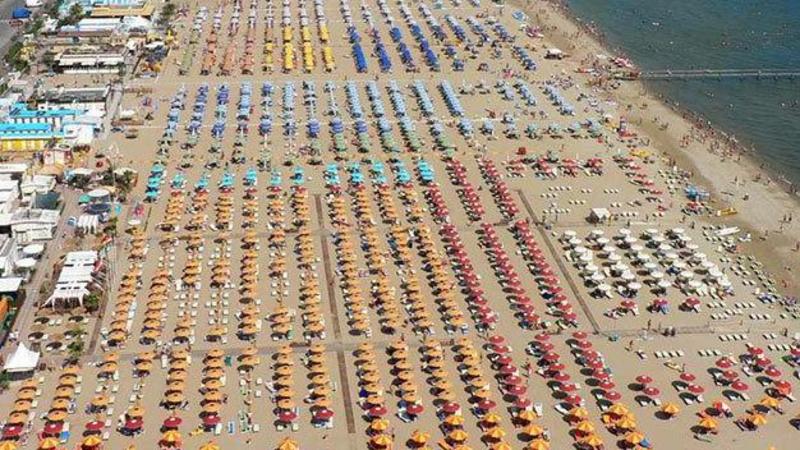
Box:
[0,0,26,66]
[2,187,80,360]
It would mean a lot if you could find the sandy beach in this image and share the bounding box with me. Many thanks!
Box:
[521,0,799,288]
[1,1,798,450]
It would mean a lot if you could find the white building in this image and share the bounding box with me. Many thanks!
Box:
[43,250,101,309]
[0,209,61,243]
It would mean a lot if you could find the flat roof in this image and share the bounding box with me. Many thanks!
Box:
[0,277,24,293]
[0,122,53,132]
[39,86,110,104]
[11,104,82,118]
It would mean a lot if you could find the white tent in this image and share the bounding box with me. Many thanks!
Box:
[77,214,99,234]
[3,343,40,373]
[588,208,611,223]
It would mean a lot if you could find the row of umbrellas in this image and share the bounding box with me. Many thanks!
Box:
[107,255,144,345]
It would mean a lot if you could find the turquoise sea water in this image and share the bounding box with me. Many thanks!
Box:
[565,0,800,185]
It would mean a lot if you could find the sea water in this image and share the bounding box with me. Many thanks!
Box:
[566,0,800,184]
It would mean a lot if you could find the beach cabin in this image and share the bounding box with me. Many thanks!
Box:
[0,123,64,152]
[588,207,611,224]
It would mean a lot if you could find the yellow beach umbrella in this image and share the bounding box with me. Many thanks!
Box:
[625,431,645,445]
[38,438,61,450]
[370,434,393,448]
[527,439,550,450]
[522,424,545,437]
[581,434,604,448]
[483,427,506,440]
[482,412,502,424]
[615,416,637,430]
[607,403,629,416]
[81,435,102,447]
[161,430,182,444]
[199,442,220,450]
[574,421,595,433]
[448,429,469,442]
[276,437,299,450]
[748,414,768,426]
[443,414,465,427]
[759,396,780,409]
[369,418,389,432]
[568,406,589,419]
[698,416,718,430]
[410,430,430,444]
[660,402,680,416]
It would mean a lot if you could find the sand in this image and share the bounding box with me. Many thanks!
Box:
[2,1,798,450]
[517,0,799,288]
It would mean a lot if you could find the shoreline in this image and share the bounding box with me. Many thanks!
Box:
[509,0,799,286]
[538,0,800,195]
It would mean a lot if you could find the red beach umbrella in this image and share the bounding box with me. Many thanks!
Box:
[730,381,749,392]
[506,385,527,396]
[441,402,461,414]
[542,352,560,362]
[572,331,588,340]
[774,380,792,394]
[2,425,23,439]
[124,418,143,430]
[313,408,334,421]
[604,391,622,401]
[163,416,182,429]
[368,406,388,417]
[477,399,497,411]
[43,422,64,436]
[202,415,221,427]
[554,372,571,382]
[488,335,505,345]
[406,403,424,416]
[715,358,733,369]
[687,384,704,395]
[721,370,739,381]
[679,372,696,383]
[643,387,660,397]
[505,375,523,386]
[635,375,653,385]
[85,421,104,432]
[278,411,298,423]
[599,380,616,391]
[764,366,782,378]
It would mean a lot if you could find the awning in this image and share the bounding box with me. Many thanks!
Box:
[3,343,40,373]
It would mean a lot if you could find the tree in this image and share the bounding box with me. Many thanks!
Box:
[59,3,85,27]
[103,216,118,238]
[68,173,91,190]
[158,2,178,28]
[67,336,85,362]
[0,372,10,392]
[83,293,101,313]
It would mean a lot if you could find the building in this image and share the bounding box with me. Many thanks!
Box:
[54,46,127,74]
[90,0,155,18]
[0,208,61,243]
[0,123,64,152]
[0,235,19,276]
[43,250,102,309]
[36,86,111,118]
[0,163,29,180]
[6,103,82,129]
[0,178,20,214]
